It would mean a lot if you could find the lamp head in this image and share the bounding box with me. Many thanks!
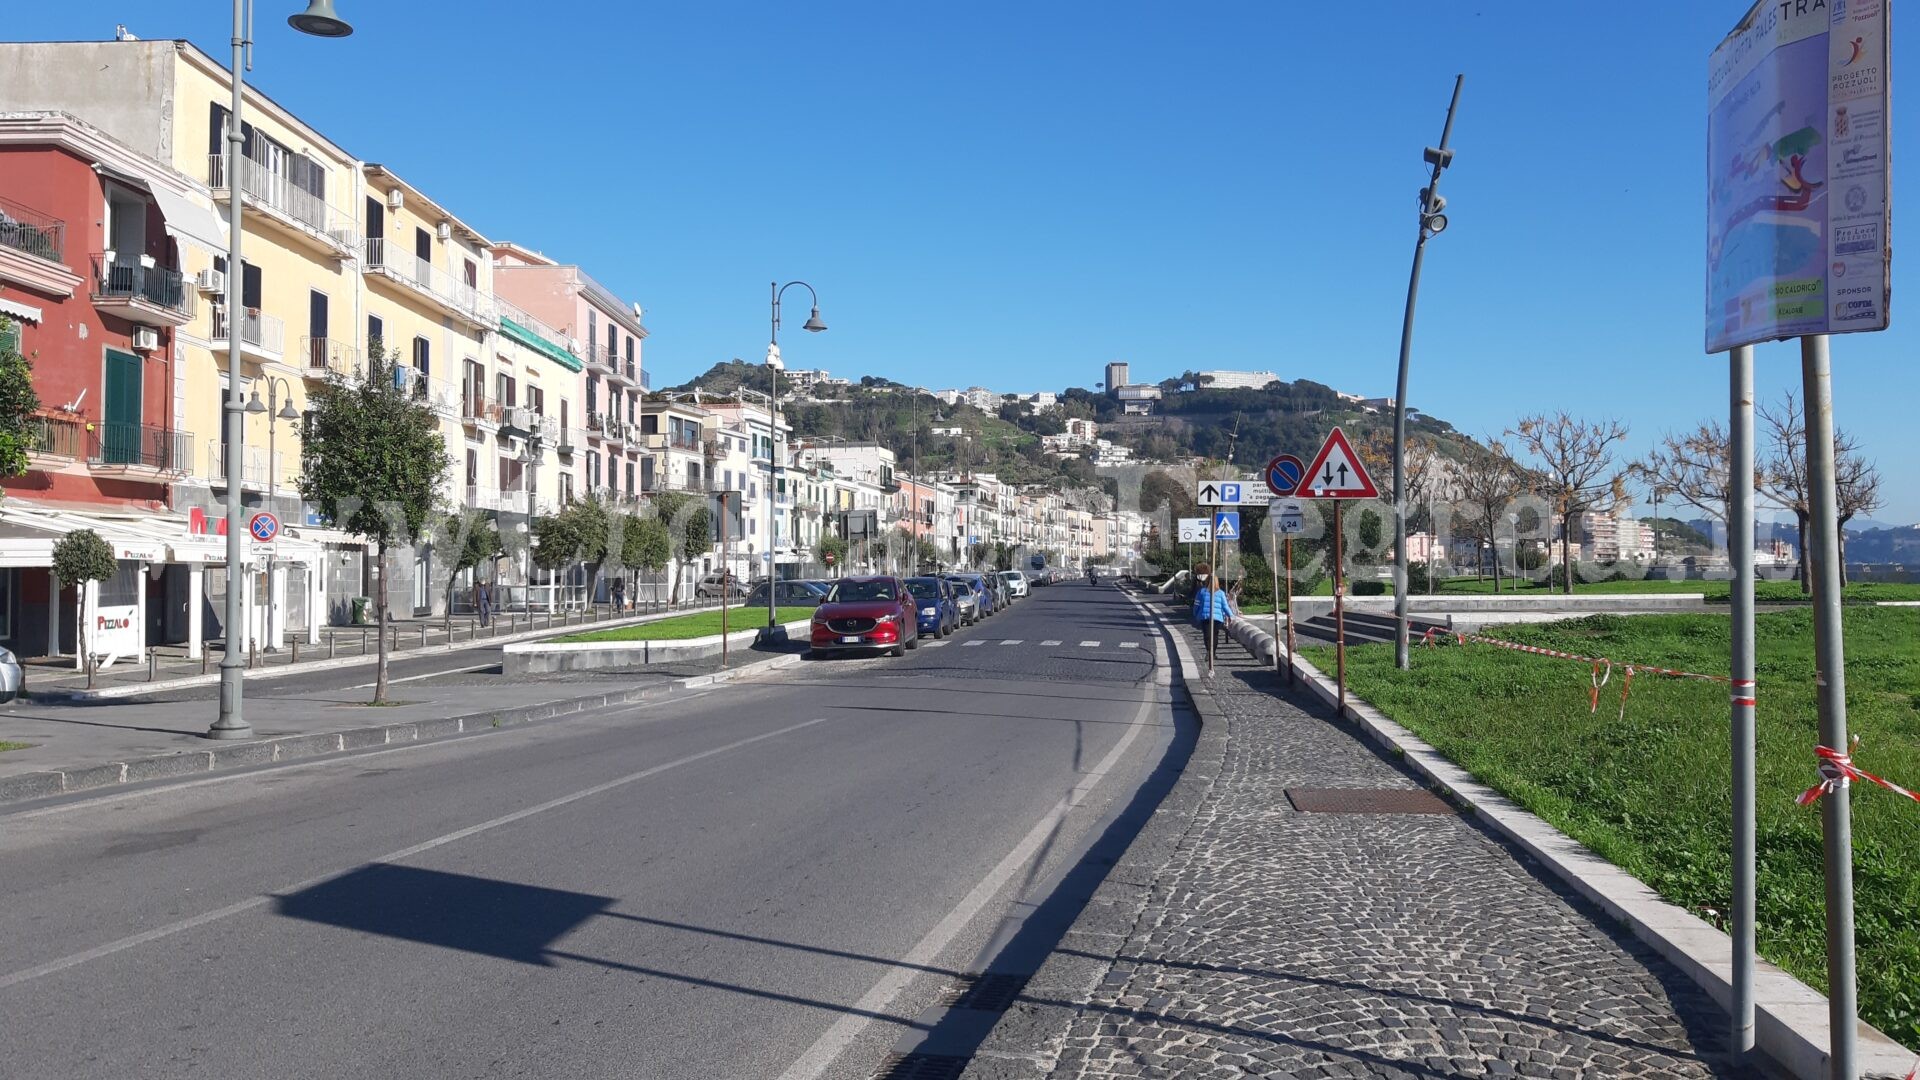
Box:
[277,399,300,421]
[245,390,267,414]
[289,0,354,37]
[802,307,827,333]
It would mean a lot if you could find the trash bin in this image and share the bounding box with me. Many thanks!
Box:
[351,596,372,625]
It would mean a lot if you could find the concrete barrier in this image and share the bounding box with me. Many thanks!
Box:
[503,619,812,675]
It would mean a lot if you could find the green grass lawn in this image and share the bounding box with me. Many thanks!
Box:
[0,741,29,753]
[1302,607,1920,1046]
[557,607,815,643]
[1231,579,1919,614]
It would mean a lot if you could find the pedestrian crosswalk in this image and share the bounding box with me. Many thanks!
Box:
[918,636,1151,652]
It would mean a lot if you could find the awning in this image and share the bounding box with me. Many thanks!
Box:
[0,296,43,323]
[148,185,229,254]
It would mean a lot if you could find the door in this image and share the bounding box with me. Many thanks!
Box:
[102,349,141,464]
[309,290,329,362]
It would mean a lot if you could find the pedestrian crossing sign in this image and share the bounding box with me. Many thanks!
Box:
[1213,511,1241,541]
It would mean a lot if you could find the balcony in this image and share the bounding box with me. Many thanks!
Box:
[89,255,195,327]
[302,336,362,380]
[465,485,528,514]
[461,392,501,429]
[210,306,285,364]
[26,416,84,463]
[89,422,191,477]
[644,430,703,454]
[207,153,358,256]
[362,238,491,328]
[500,406,536,438]
[207,441,288,489]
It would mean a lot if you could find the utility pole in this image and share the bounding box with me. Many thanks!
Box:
[1392,74,1463,671]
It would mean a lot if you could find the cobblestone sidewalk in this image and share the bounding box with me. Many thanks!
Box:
[1012,605,1758,1079]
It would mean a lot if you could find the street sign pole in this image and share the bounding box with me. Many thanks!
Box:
[1334,501,1345,714]
[1729,343,1758,1060]
[720,492,730,669]
[1270,512,1282,676]
[1803,335,1857,1079]
[1284,535,1295,685]
[1206,527,1218,676]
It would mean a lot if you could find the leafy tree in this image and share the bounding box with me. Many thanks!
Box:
[299,348,451,702]
[619,514,670,607]
[1507,412,1631,595]
[816,532,848,573]
[650,490,713,603]
[53,528,117,688]
[438,508,499,620]
[0,316,41,480]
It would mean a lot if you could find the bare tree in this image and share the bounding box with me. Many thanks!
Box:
[1452,437,1527,593]
[1757,392,1884,589]
[1634,421,1735,523]
[1507,413,1631,594]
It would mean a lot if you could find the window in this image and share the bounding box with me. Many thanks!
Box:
[463,359,485,412]
[528,386,544,417]
[367,314,384,353]
[723,469,733,490]
[560,400,569,434]
[626,394,635,424]
[463,258,477,288]
[414,227,431,264]
[308,290,329,352]
[624,337,635,378]
[465,449,478,487]
[241,262,263,309]
[586,374,598,417]
[495,372,515,408]
[625,462,634,492]
[411,337,430,377]
[587,451,601,491]
[0,320,18,356]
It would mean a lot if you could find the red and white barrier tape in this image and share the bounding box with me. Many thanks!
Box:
[1796,736,1920,808]
[1420,627,1730,718]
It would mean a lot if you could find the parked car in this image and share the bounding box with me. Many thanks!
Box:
[809,576,920,657]
[695,572,746,599]
[906,576,958,638]
[944,576,983,624]
[0,645,20,702]
[999,570,1030,599]
[744,579,831,608]
[987,573,1013,610]
[952,572,998,617]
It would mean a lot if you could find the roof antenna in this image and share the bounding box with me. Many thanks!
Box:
[114,24,139,41]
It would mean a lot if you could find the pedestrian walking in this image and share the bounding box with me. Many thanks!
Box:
[1192,570,1235,653]
[612,577,626,612]
[476,579,492,628]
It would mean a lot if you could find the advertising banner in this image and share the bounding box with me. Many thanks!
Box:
[1706,0,1890,352]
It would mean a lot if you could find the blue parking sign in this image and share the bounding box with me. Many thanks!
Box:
[1212,511,1240,541]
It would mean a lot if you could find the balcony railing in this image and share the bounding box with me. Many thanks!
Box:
[207,153,357,249]
[0,195,64,264]
[211,306,285,358]
[90,422,190,473]
[27,416,84,458]
[89,255,196,318]
[582,341,631,380]
[461,392,502,424]
[207,441,287,487]
[363,238,488,320]
[303,336,362,379]
[494,297,573,354]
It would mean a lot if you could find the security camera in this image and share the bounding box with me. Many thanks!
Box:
[1423,146,1454,169]
[1424,213,1449,235]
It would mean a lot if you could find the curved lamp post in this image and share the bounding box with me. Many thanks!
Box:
[766,281,826,628]
[210,2,352,740]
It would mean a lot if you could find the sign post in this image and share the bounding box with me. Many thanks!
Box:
[1708,2,1890,1068]
[719,492,730,668]
[1302,428,1380,713]
[1272,499,1306,683]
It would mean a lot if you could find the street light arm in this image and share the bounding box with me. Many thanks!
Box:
[770,280,822,343]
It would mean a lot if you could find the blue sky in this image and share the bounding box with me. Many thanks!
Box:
[14,2,1918,522]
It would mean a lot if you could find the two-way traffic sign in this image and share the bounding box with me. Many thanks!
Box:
[1196,481,1249,506]
[1300,427,1380,499]
[1212,511,1241,541]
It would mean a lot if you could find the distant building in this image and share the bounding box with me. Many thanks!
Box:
[1195,370,1279,391]
[962,387,998,411]
[1115,384,1161,415]
[930,425,966,437]
[1104,361,1130,395]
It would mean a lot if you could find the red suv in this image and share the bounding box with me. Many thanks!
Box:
[810,576,920,658]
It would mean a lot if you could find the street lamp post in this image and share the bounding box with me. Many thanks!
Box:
[209,1,351,741]
[766,281,826,629]
[245,376,300,498]
[1391,74,1463,672]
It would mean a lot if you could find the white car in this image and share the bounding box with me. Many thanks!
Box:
[998,570,1029,599]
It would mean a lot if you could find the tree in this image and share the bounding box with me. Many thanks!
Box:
[53,528,117,688]
[440,508,500,620]
[0,317,41,480]
[650,491,712,604]
[1508,413,1630,594]
[300,348,451,703]
[1452,437,1527,593]
[816,533,848,575]
[1758,392,1883,588]
[620,514,670,607]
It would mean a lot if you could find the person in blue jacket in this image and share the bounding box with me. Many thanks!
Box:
[1191,567,1235,651]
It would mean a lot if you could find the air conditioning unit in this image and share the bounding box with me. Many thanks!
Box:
[386,188,404,212]
[436,221,452,243]
[132,327,161,352]
[195,267,226,293]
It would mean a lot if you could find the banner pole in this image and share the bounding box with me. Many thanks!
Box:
[1801,334,1856,1080]
[1729,343,1757,1059]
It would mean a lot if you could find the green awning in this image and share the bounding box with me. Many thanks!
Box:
[499,317,582,372]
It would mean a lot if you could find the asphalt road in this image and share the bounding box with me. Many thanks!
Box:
[0,581,1180,1080]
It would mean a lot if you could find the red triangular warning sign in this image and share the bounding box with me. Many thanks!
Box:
[1300,427,1380,499]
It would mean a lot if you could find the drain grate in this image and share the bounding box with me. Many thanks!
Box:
[1285,787,1453,814]
[871,1052,971,1080]
[938,972,1031,1012]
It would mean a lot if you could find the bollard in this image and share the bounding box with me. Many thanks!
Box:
[149,649,157,682]
[361,628,368,654]
[420,625,428,649]
[249,638,257,669]
[291,639,300,664]
[201,647,209,675]
[329,633,336,660]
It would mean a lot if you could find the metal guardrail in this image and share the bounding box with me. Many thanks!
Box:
[0,195,64,263]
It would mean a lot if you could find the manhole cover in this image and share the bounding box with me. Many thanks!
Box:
[939,972,1030,1012]
[871,1052,971,1080]
[1285,787,1453,814]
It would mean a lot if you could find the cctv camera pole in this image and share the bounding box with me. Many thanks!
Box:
[208,0,253,740]
[1391,73,1463,672]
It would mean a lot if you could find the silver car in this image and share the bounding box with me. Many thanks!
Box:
[0,645,21,702]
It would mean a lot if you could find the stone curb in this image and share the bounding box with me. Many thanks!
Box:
[964,589,1227,1079]
[1232,615,1915,1080]
[29,603,730,703]
[502,619,812,675]
[0,650,805,808]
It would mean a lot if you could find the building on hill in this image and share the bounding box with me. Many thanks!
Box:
[1104,361,1130,395]
[1195,370,1279,391]
[1115,384,1162,415]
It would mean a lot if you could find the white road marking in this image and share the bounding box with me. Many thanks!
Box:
[344,662,496,690]
[0,716,833,990]
[1119,642,1141,649]
[922,640,948,648]
[1079,641,1101,647]
[999,640,1023,646]
[1040,640,1062,646]
[961,640,986,647]
[774,695,1157,1080]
